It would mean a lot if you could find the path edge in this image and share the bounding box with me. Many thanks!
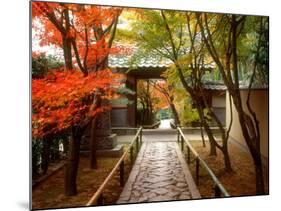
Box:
[117,142,148,204]
[174,142,201,199]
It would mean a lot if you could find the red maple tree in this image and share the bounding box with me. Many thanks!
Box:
[32,2,125,196]
[32,2,122,72]
[32,69,117,138]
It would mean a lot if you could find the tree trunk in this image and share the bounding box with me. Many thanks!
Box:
[222,145,232,172]
[90,117,98,169]
[254,154,265,195]
[62,8,73,70]
[200,123,206,147]
[62,136,69,155]
[196,102,217,156]
[64,128,81,196]
[169,102,180,126]
[209,138,217,156]
[233,92,265,194]
[62,36,73,70]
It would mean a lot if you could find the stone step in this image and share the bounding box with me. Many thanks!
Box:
[80,144,124,158]
[142,129,176,135]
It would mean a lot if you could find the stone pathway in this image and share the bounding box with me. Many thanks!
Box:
[117,137,201,204]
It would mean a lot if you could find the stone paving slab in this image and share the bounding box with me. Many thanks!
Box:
[117,138,201,204]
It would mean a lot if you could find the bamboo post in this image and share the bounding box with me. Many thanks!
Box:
[177,128,180,143]
[140,128,142,145]
[119,160,124,187]
[181,136,184,151]
[130,146,134,166]
[97,194,104,205]
[196,157,200,185]
[187,147,191,164]
[136,136,139,152]
[214,185,221,197]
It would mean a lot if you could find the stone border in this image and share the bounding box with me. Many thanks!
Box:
[174,142,201,199]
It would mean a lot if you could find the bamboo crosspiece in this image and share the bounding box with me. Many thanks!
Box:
[86,127,143,206]
[176,127,229,197]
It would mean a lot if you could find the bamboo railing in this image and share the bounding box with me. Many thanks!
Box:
[177,127,230,197]
[86,127,143,206]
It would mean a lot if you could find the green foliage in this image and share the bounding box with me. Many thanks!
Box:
[32,55,63,78]
[180,104,200,126]
[206,15,269,85]
[117,9,189,64]
[116,86,136,96]
[156,108,172,120]
[32,138,42,177]
[162,66,201,126]
[162,54,193,85]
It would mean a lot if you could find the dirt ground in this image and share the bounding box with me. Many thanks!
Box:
[32,138,268,209]
[32,145,133,210]
[184,140,269,198]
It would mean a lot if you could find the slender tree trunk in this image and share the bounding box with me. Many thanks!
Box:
[200,123,206,147]
[254,153,265,194]
[62,136,69,155]
[196,102,217,155]
[201,119,217,155]
[62,8,73,70]
[64,128,81,196]
[90,117,98,169]
[222,145,232,172]
[60,8,73,70]
[169,102,180,126]
[233,86,264,193]
[89,93,102,169]
[236,102,265,193]
[62,36,73,70]
[208,134,217,156]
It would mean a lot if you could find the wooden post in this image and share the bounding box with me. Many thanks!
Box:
[120,160,124,187]
[97,194,104,205]
[181,136,184,151]
[214,185,221,197]
[177,129,179,143]
[130,146,134,166]
[136,136,139,152]
[140,129,142,145]
[196,158,200,185]
[187,147,191,164]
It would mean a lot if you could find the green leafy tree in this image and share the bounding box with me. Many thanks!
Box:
[120,9,234,171]
[32,54,63,78]
[196,13,268,194]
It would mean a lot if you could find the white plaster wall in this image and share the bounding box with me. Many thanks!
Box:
[212,94,226,108]
[226,90,269,159]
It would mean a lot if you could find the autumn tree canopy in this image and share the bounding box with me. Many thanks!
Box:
[32,2,127,196]
[32,69,119,138]
[31,2,127,139]
[32,2,123,73]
